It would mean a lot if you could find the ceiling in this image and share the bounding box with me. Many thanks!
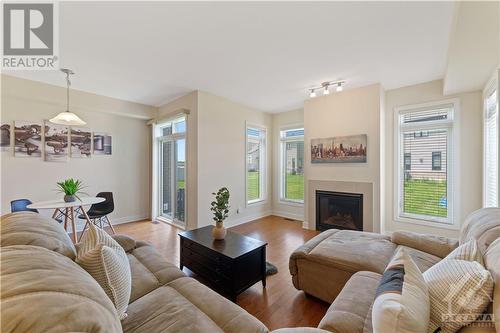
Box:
[5,2,456,112]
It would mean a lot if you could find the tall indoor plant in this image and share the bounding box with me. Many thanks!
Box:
[210,187,230,240]
[56,178,86,202]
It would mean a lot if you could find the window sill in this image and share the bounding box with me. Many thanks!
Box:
[394,216,459,231]
[279,199,304,207]
[156,216,186,230]
[247,198,267,207]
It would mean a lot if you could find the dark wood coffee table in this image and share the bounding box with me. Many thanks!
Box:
[179,226,267,301]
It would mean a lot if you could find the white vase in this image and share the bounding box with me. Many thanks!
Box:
[212,221,227,240]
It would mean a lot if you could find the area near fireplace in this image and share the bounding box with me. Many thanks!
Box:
[316,190,363,231]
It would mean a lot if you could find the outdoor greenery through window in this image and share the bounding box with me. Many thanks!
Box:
[246,126,266,204]
[280,128,304,203]
[397,103,455,224]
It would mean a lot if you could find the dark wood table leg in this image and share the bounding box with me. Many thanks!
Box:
[179,237,184,270]
[261,246,267,287]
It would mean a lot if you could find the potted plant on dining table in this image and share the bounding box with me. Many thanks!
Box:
[56,178,86,202]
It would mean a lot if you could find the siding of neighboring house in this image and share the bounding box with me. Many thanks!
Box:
[403,130,447,180]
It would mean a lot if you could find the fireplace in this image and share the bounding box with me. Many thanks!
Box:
[316,190,363,231]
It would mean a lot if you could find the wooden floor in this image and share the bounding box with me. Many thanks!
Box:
[114,215,329,330]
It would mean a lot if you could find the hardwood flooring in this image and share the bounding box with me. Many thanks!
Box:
[114,215,329,330]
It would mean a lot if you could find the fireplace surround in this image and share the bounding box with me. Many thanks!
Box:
[316,190,363,231]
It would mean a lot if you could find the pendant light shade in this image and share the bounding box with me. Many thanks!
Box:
[49,111,86,126]
[50,68,86,126]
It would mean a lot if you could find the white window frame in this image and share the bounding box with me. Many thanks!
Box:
[394,99,460,229]
[483,73,499,207]
[152,115,187,229]
[245,123,267,205]
[279,125,304,205]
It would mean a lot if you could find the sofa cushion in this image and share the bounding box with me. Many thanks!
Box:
[391,231,458,258]
[395,245,441,273]
[372,248,429,333]
[459,207,500,255]
[77,224,132,319]
[127,240,185,303]
[318,271,382,333]
[1,245,121,333]
[306,230,396,274]
[0,212,76,259]
[122,276,269,333]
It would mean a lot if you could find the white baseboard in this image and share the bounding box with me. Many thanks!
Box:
[271,210,304,222]
[224,210,273,228]
[74,214,148,232]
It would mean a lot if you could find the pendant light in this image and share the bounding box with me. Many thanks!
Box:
[49,68,86,126]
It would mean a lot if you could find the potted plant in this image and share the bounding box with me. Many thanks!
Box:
[56,178,86,202]
[210,187,230,240]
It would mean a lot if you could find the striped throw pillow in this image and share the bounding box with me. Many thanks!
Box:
[423,257,493,333]
[372,248,430,333]
[76,224,131,319]
[446,240,483,264]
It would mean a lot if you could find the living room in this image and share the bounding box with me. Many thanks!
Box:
[1,2,499,333]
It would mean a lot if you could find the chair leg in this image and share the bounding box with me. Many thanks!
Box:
[105,215,116,234]
[78,220,89,242]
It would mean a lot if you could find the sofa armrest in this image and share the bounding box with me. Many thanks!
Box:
[271,329,332,333]
[391,231,458,258]
[110,234,136,252]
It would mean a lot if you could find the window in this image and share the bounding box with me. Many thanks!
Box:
[156,117,186,226]
[280,128,304,203]
[396,101,456,225]
[432,152,442,171]
[246,125,266,204]
[484,86,498,207]
[404,153,411,171]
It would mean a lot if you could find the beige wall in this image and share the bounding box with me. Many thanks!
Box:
[304,84,383,232]
[1,75,156,228]
[271,109,304,221]
[197,91,273,228]
[156,91,198,230]
[384,80,482,237]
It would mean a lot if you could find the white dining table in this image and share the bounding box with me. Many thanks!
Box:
[28,197,105,243]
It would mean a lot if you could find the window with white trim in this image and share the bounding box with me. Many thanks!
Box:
[280,128,304,203]
[396,102,456,225]
[246,126,266,204]
[156,116,186,226]
[484,86,498,207]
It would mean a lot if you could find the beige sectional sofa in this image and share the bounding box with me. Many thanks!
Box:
[290,208,500,333]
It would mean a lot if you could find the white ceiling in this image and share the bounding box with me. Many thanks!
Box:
[5,2,455,112]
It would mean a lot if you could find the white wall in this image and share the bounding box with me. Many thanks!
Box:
[304,84,383,231]
[1,75,156,228]
[271,109,304,221]
[197,91,273,228]
[384,80,482,237]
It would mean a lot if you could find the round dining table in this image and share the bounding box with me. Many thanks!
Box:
[27,197,105,243]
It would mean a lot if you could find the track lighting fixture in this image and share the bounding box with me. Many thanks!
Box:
[307,80,345,98]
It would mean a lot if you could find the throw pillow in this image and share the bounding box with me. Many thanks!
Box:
[372,248,430,333]
[76,224,131,319]
[423,258,494,333]
[445,239,483,264]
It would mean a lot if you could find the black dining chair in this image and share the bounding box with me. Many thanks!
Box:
[78,192,115,240]
[10,199,38,213]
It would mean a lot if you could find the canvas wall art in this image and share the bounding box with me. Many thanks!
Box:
[14,121,42,157]
[1,123,11,151]
[93,132,112,155]
[311,134,367,163]
[44,121,69,162]
[71,127,92,158]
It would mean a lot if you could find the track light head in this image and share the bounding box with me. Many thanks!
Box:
[336,82,343,92]
[309,89,316,98]
[323,85,330,95]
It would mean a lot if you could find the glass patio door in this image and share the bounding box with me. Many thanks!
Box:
[158,117,186,227]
